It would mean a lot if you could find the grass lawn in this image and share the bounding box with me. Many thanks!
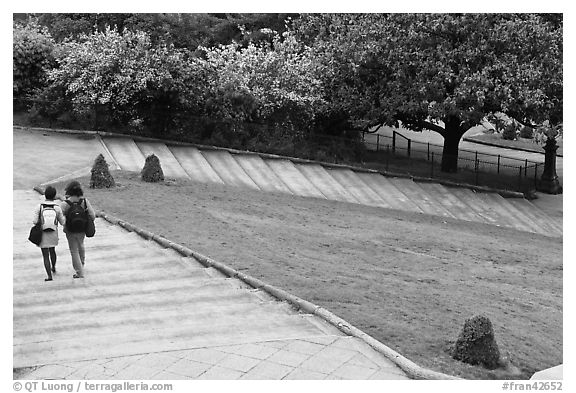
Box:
[465,133,563,156]
[52,171,563,380]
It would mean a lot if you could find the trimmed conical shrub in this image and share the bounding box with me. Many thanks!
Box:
[141,154,164,182]
[452,315,501,369]
[90,154,115,188]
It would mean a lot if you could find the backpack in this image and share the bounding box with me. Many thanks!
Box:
[41,204,58,232]
[65,199,88,233]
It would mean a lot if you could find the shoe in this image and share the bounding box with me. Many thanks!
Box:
[73,274,84,279]
[45,278,53,281]
[51,267,56,273]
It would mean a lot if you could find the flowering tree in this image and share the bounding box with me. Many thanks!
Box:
[46,26,207,133]
[295,14,563,172]
[13,19,55,101]
[200,29,326,132]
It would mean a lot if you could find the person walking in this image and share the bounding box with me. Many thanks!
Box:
[61,181,95,279]
[32,186,66,281]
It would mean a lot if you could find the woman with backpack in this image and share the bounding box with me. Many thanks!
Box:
[32,185,66,281]
[61,181,96,279]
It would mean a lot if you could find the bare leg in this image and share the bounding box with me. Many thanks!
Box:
[41,248,52,281]
[49,247,56,273]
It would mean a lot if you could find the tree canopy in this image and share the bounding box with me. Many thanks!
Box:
[295,13,563,171]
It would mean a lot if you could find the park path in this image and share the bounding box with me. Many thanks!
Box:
[13,190,409,380]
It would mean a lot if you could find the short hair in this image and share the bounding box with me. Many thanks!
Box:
[44,186,57,200]
[65,181,84,197]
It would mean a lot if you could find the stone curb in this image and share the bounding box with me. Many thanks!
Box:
[463,136,563,158]
[17,125,522,198]
[82,211,460,378]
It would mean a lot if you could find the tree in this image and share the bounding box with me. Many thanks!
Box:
[199,28,325,142]
[90,154,115,188]
[295,14,563,172]
[26,13,300,51]
[13,19,55,102]
[141,154,164,182]
[45,26,207,134]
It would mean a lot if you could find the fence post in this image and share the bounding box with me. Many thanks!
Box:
[392,132,396,154]
[431,152,434,178]
[427,142,430,161]
[497,155,500,174]
[518,165,523,191]
[524,159,528,176]
[386,145,390,171]
[475,160,479,185]
[534,163,538,189]
[377,134,380,152]
[408,139,411,158]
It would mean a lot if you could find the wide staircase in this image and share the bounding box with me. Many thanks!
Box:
[13,190,348,370]
[94,136,561,238]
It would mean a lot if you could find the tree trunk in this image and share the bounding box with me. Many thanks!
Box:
[441,119,465,173]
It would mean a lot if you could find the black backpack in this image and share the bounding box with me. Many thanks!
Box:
[65,199,88,233]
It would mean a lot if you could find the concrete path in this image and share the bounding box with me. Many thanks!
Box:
[13,190,409,380]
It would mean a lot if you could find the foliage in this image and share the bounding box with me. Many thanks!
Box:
[534,120,563,145]
[45,27,207,135]
[294,14,563,171]
[90,154,115,188]
[519,126,534,139]
[502,123,518,140]
[25,13,299,50]
[198,28,326,144]
[13,19,55,101]
[452,315,502,370]
[141,154,164,182]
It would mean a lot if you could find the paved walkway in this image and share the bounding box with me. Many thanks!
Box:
[13,190,409,380]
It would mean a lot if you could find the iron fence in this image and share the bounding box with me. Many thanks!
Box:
[360,131,543,193]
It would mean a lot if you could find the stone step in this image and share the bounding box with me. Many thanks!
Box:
[392,178,456,219]
[491,195,552,235]
[169,146,225,184]
[201,150,260,190]
[356,173,422,212]
[15,299,298,343]
[13,275,233,310]
[506,198,563,237]
[14,280,260,321]
[14,316,322,368]
[326,168,390,208]
[13,232,151,256]
[101,137,145,172]
[136,141,191,179]
[296,164,359,204]
[14,280,265,324]
[13,240,156,263]
[233,154,293,195]
[447,188,501,227]
[13,255,207,285]
[266,159,326,199]
[477,192,547,235]
[413,182,482,223]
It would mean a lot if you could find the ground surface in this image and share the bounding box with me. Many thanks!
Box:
[12,129,105,189]
[52,172,563,380]
[465,133,564,156]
